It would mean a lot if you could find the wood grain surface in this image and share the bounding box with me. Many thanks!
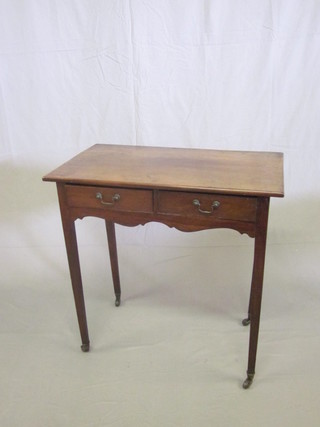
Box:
[43,144,284,197]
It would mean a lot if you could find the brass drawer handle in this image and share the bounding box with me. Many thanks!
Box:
[96,192,120,206]
[192,199,220,214]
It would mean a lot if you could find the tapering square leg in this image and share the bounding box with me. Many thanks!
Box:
[57,183,90,352]
[243,197,269,389]
[105,221,121,307]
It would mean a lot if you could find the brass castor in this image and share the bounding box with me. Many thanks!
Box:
[242,317,251,326]
[81,342,90,352]
[115,294,121,307]
[242,373,254,389]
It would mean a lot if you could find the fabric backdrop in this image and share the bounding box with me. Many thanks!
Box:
[1,2,320,426]
[0,0,319,241]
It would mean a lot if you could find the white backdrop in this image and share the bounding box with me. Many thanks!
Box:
[1,0,320,248]
[1,2,320,426]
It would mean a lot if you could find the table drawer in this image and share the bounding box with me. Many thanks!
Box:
[65,185,153,213]
[157,191,257,222]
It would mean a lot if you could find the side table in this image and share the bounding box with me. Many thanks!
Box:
[43,144,284,388]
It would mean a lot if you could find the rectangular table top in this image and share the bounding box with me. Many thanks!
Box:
[43,144,284,197]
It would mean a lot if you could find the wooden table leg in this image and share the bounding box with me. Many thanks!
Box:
[57,184,90,352]
[243,197,270,389]
[105,221,121,307]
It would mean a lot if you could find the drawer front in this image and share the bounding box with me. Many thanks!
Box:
[65,185,153,213]
[157,191,257,222]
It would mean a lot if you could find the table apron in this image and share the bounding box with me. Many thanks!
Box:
[66,206,255,236]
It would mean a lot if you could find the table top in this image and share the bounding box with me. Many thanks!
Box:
[43,144,284,197]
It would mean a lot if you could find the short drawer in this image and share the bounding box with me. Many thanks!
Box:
[157,191,257,222]
[65,185,153,213]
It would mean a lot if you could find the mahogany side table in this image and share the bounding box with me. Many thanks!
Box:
[43,144,284,388]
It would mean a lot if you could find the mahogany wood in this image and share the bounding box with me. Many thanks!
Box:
[105,221,121,307]
[56,183,90,352]
[43,144,284,388]
[43,144,284,197]
[157,191,257,221]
